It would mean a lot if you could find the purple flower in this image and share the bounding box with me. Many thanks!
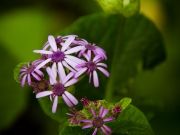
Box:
[73,39,107,60]
[18,60,44,87]
[36,67,78,113]
[75,54,109,87]
[33,35,85,76]
[82,106,115,135]
[66,108,84,124]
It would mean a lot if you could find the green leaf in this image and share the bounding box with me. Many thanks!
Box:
[37,97,69,123]
[116,97,132,110]
[59,105,154,135]
[37,85,76,123]
[14,62,27,83]
[58,13,165,101]
[110,104,154,135]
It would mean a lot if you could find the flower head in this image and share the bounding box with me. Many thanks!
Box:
[36,67,78,113]
[33,35,85,75]
[18,60,44,87]
[75,54,109,87]
[66,108,84,124]
[82,106,115,135]
[73,38,107,60]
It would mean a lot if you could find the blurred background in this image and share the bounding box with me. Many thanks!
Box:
[0,0,180,134]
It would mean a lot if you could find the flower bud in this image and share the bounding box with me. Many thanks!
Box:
[96,0,140,17]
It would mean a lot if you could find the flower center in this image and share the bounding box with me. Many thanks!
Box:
[26,65,35,74]
[85,44,95,50]
[53,83,65,96]
[86,61,97,71]
[52,50,65,62]
[92,117,104,128]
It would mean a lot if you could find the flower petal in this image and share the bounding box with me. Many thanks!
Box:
[103,117,115,122]
[81,119,93,123]
[31,72,41,81]
[62,94,73,107]
[46,67,56,84]
[64,78,78,87]
[64,46,84,54]
[35,58,52,70]
[101,109,108,118]
[93,71,99,87]
[82,124,93,129]
[92,128,98,135]
[103,125,112,133]
[93,54,102,62]
[62,72,74,84]
[36,91,53,98]
[62,35,76,52]
[21,74,27,87]
[62,61,76,73]
[99,106,104,116]
[97,67,109,77]
[52,96,58,113]
[65,54,85,64]
[74,68,87,78]
[48,35,57,51]
[96,63,107,68]
[58,62,66,82]
[27,74,31,85]
[64,91,78,105]
[90,107,96,117]
[101,127,108,135]
[33,50,53,54]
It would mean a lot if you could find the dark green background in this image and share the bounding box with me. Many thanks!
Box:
[0,0,180,135]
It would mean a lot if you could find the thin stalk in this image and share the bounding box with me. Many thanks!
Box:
[105,15,126,101]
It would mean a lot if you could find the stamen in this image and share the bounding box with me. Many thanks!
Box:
[53,83,65,96]
[52,50,65,62]
[92,117,104,128]
[86,61,97,71]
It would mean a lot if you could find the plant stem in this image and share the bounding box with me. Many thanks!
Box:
[105,15,126,101]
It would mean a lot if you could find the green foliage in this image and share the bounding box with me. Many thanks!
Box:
[96,0,140,17]
[14,62,27,83]
[59,105,154,135]
[12,12,165,134]
[59,13,165,101]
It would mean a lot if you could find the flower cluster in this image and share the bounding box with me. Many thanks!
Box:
[17,35,109,113]
[67,98,122,135]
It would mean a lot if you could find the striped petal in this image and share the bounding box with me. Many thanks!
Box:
[74,68,87,78]
[82,124,93,129]
[46,67,56,84]
[97,67,109,77]
[52,96,58,113]
[36,91,53,98]
[48,35,57,51]
[64,78,78,87]
[64,91,78,105]
[33,50,53,54]
[62,94,73,107]
[62,72,74,84]
[93,71,99,87]
[35,58,51,70]
[64,46,84,54]
[62,35,76,52]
